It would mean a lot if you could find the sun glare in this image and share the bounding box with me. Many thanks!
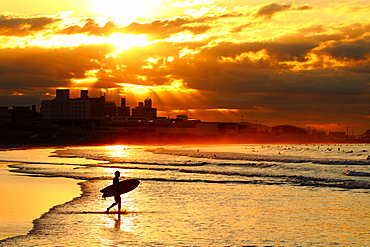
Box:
[107,33,150,51]
[71,69,99,85]
[93,0,157,24]
[105,145,128,151]
[3,31,150,53]
[105,145,130,158]
[116,79,198,95]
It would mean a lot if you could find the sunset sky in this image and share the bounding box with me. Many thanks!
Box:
[0,0,369,134]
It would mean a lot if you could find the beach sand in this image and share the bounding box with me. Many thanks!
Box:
[0,163,82,240]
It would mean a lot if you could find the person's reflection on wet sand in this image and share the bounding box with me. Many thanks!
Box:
[114,214,121,231]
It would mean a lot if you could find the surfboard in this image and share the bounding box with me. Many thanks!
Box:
[100,179,140,198]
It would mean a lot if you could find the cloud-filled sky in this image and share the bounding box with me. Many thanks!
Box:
[0,0,369,134]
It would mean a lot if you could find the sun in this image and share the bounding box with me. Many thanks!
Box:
[93,0,157,24]
[107,32,150,51]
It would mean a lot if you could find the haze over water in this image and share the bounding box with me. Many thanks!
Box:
[0,143,369,246]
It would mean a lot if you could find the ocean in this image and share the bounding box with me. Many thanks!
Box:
[0,143,369,246]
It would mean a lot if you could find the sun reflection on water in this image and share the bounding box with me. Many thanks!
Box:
[105,145,129,158]
[103,213,135,233]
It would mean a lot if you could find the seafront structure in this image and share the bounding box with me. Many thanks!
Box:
[41,89,160,122]
[37,90,343,141]
[39,89,224,135]
[1,88,369,146]
[41,89,131,120]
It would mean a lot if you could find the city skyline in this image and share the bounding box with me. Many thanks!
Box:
[0,1,369,134]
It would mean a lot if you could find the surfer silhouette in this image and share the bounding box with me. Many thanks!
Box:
[106,171,122,213]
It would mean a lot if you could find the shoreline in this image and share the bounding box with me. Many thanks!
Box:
[0,163,82,240]
[1,130,369,150]
[1,139,369,152]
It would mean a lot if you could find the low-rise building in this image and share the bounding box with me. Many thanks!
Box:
[0,107,11,125]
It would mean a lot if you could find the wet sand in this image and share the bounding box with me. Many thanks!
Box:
[0,163,82,240]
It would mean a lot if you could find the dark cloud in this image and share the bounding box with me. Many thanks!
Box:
[112,40,366,98]
[0,93,49,108]
[0,44,115,92]
[255,3,312,19]
[255,3,292,19]
[86,34,368,101]
[59,19,118,36]
[219,12,245,19]
[231,22,256,33]
[0,15,59,36]
[295,5,313,11]
[298,25,327,35]
[122,18,211,40]
[182,64,368,96]
[337,23,370,40]
[346,62,370,73]
[198,41,316,63]
[322,37,370,61]
[57,13,241,39]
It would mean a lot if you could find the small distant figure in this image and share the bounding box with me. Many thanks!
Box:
[106,170,122,213]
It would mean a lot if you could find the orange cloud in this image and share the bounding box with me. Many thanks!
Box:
[0,15,59,36]
[0,2,369,134]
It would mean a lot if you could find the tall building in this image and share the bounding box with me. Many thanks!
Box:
[89,96,105,118]
[41,89,117,120]
[70,98,90,119]
[131,97,157,119]
[144,97,152,107]
[41,89,160,121]
[116,98,130,116]
[103,102,117,117]
[41,89,71,119]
